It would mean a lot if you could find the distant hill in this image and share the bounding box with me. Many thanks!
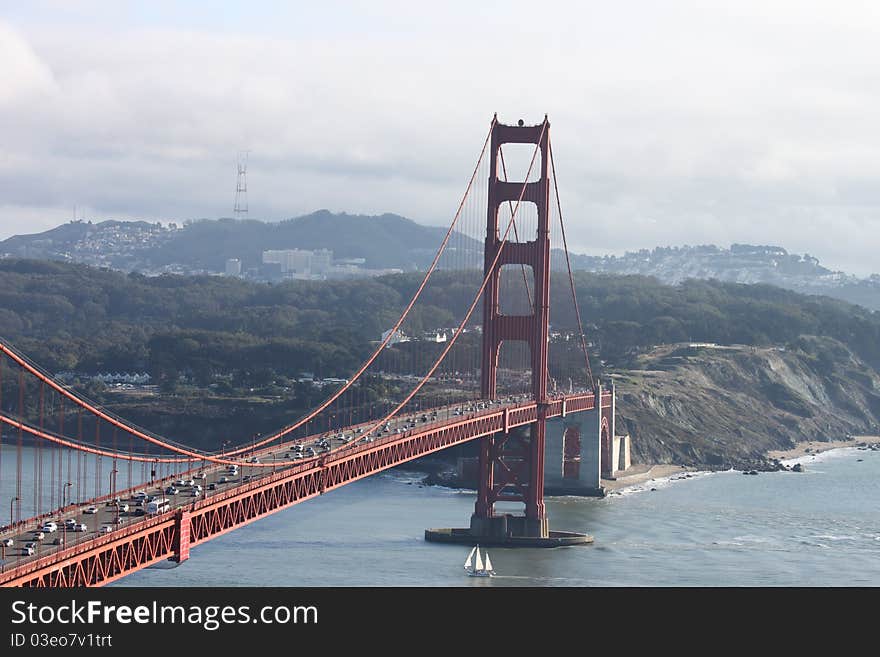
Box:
[150,211,464,271]
[2,215,879,310]
[0,211,480,274]
[569,244,880,311]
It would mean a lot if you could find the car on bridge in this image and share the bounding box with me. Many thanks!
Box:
[83,506,98,514]
[40,522,58,533]
[1,538,13,548]
[21,546,34,556]
[99,526,113,534]
[73,523,87,532]
[146,498,171,514]
[31,532,45,541]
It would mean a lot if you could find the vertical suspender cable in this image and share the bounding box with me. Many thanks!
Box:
[549,141,594,391]
[17,366,24,523]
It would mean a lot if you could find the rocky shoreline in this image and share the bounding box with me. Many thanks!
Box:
[408,436,880,494]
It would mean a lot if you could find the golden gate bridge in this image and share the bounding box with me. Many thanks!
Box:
[0,115,615,587]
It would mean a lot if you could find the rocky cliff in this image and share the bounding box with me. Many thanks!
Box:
[613,337,880,469]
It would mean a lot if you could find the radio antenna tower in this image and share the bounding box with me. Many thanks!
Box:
[234,150,249,218]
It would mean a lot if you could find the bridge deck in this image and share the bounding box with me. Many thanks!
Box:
[0,392,606,587]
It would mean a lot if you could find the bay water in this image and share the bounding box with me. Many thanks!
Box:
[110,446,880,587]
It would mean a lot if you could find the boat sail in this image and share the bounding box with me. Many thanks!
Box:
[464,545,495,577]
[464,546,476,571]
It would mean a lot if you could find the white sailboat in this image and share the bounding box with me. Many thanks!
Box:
[464,545,495,577]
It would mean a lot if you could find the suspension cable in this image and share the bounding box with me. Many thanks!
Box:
[317,122,549,462]
[0,119,498,464]
[0,119,499,468]
[549,140,594,390]
[0,413,195,463]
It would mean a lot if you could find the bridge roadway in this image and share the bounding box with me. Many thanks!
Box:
[0,390,605,587]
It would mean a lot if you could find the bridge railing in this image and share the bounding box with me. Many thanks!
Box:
[1,392,599,582]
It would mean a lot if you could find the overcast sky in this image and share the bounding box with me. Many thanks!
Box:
[2,1,879,275]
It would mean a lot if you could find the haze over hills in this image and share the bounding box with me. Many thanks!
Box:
[2,211,879,309]
[0,211,468,274]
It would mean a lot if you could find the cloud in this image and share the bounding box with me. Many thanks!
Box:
[1,2,879,276]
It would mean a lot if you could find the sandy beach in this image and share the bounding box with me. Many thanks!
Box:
[603,435,880,492]
[767,435,880,461]
[602,463,693,491]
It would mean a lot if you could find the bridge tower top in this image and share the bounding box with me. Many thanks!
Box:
[481,115,551,404]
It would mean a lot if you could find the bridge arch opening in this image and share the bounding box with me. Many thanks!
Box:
[495,340,531,398]
[496,142,544,186]
[600,416,612,479]
[497,263,535,316]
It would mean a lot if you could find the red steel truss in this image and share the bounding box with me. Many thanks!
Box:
[0,392,599,587]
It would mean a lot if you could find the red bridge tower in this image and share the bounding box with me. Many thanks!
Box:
[472,116,552,539]
[427,116,593,546]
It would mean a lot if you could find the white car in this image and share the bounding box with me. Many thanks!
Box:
[99,526,112,534]
[32,531,45,541]
[74,523,87,532]
[21,546,34,556]
[83,506,98,514]
[1,538,13,547]
[219,476,229,483]
[41,522,58,533]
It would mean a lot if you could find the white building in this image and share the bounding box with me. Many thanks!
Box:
[225,258,242,276]
[262,248,334,277]
[381,329,410,346]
